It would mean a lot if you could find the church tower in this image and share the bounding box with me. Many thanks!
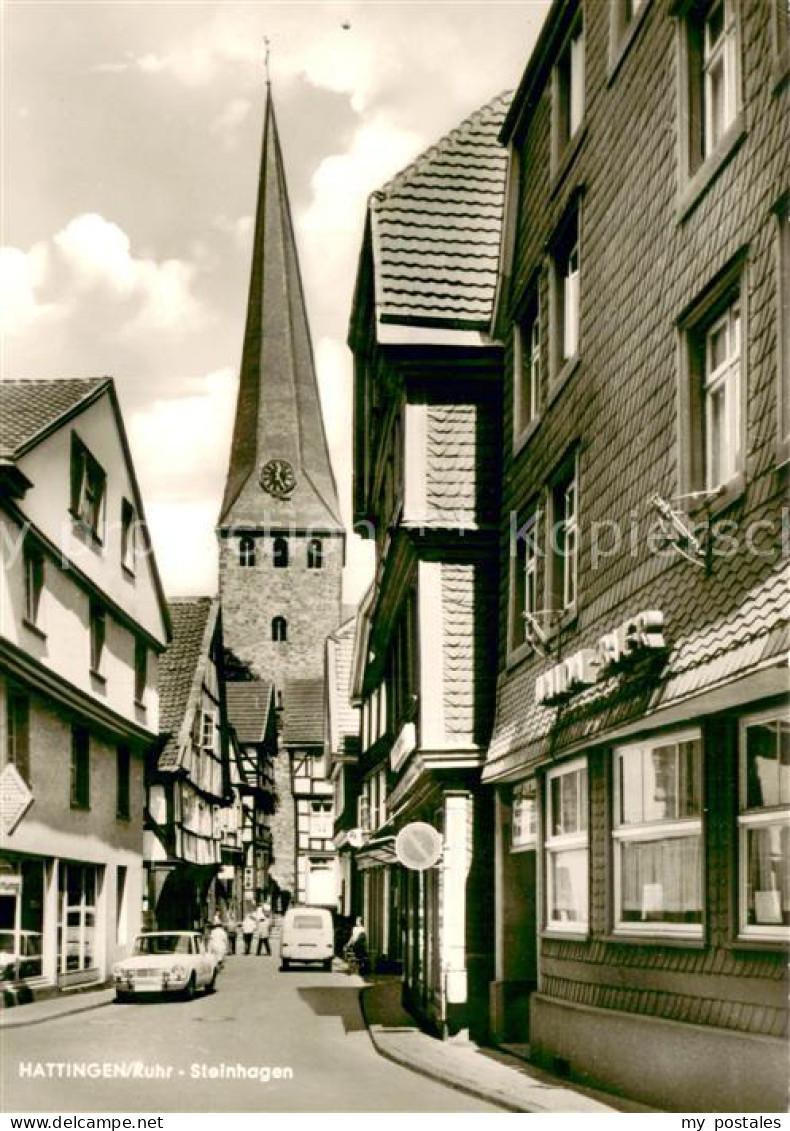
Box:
[218,83,344,900]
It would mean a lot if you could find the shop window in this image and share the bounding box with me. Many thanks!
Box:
[550,207,581,383]
[89,602,106,676]
[71,725,90,809]
[548,457,579,614]
[307,538,323,570]
[134,639,147,705]
[0,859,44,982]
[738,712,790,939]
[679,0,741,183]
[116,745,130,820]
[613,732,703,936]
[509,505,540,655]
[24,544,44,629]
[514,290,541,442]
[553,13,585,169]
[679,267,745,500]
[6,689,30,785]
[121,499,136,575]
[512,781,537,850]
[272,537,289,569]
[545,758,588,932]
[70,434,106,542]
[271,616,287,643]
[58,862,99,974]
[239,535,256,568]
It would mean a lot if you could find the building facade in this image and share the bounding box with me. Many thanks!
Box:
[326,616,361,921]
[0,377,169,1000]
[348,96,509,1036]
[146,597,235,930]
[483,0,789,1111]
[217,85,344,897]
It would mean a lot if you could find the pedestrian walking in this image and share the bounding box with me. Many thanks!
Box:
[224,910,238,955]
[242,910,256,954]
[255,905,271,956]
[208,922,228,967]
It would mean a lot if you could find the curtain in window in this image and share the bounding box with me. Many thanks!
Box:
[620,836,701,922]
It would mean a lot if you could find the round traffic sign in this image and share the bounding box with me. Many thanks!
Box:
[395,822,443,871]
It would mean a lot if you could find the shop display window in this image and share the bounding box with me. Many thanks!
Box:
[545,758,588,932]
[58,862,100,975]
[739,712,790,940]
[0,857,45,982]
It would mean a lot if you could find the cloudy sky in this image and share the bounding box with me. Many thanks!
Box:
[1,0,549,603]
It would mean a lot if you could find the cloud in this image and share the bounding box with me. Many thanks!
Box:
[52,213,204,334]
[0,243,60,336]
[126,368,237,507]
[212,214,254,249]
[144,499,221,597]
[211,97,252,139]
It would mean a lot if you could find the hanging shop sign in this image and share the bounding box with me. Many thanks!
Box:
[0,764,33,836]
[535,610,666,707]
[395,822,443,871]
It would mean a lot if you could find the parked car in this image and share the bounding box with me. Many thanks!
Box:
[280,907,334,971]
[0,930,42,981]
[112,931,218,1001]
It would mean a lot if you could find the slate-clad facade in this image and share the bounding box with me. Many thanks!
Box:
[484,0,789,1111]
[349,94,508,1037]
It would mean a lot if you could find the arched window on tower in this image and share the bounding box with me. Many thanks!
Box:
[307,537,323,570]
[273,536,289,569]
[238,535,256,568]
[271,616,288,643]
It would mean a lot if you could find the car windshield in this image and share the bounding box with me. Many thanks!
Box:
[133,935,192,955]
[293,916,323,929]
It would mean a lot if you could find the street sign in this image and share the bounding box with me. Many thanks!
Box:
[395,822,443,871]
[0,764,33,836]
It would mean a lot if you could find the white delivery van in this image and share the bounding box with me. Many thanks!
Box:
[279,907,334,971]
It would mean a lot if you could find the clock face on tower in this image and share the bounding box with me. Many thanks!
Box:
[260,458,296,498]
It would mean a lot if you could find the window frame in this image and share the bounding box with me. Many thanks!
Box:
[513,286,542,448]
[120,499,136,576]
[547,454,579,620]
[134,639,147,706]
[238,535,256,568]
[772,0,790,87]
[272,536,289,569]
[71,725,91,810]
[511,780,538,852]
[612,729,704,939]
[737,710,790,942]
[544,756,589,935]
[23,543,45,630]
[307,537,323,570]
[70,433,107,544]
[6,688,30,785]
[609,0,649,77]
[552,11,586,175]
[677,258,747,508]
[89,602,106,677]
[508,504,541,660]
[549,206,581,389]
[271,616,288,643]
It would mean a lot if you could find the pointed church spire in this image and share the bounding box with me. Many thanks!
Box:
[219,83,344,533]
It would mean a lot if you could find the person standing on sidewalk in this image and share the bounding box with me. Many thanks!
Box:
[242,910,256,955]
[255,905,271,956]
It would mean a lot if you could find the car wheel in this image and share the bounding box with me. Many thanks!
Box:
[323,958,332,972]
[205,970,217,994]
[182,974,196,1001]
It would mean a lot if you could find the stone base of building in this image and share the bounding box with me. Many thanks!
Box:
[488,979,533,1044]
[530,993,789,1113]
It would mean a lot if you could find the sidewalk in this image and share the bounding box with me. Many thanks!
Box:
[0,986,115,1030]
[360,978,656,1114]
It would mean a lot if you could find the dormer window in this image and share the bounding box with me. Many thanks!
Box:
[273,537,289,569]
[71,434,106,542]
[239,536,256,568]
[307,538,323,570]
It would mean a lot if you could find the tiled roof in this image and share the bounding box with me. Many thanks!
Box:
[0,377,108,456]
[158,597,215,771]
[226,680,273,744]
[283,678,324,747]
[370,91,511,330]
[483,563,790,783]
